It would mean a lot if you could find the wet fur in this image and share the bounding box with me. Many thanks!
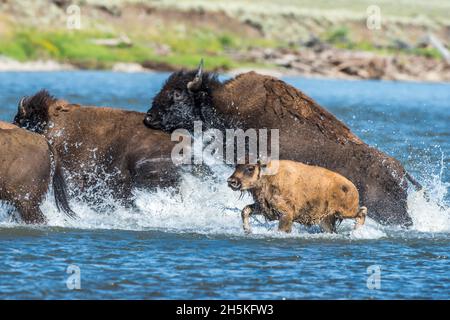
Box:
[146,69,415,226]
[14,90,56,133]
[14,90,181,206]
[229,160,367,233]
[0,122,75,223]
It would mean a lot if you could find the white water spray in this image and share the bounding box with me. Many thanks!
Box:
[1,153,448,239]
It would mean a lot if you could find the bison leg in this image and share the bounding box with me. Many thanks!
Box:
[273,198,295,233]
[278,213,294,233]
[241,204,257,234]
[17,203,47,224]
[320,215,337,233]
[355,206,367,228]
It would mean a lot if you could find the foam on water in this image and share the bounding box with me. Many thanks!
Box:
[1,155,448,240]
[408,175,450,233]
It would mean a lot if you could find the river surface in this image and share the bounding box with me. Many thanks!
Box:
[0,71,449,299]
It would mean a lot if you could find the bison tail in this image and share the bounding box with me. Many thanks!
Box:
[48,143,77,220]
[405,171,434,206]
[405,172,422,191]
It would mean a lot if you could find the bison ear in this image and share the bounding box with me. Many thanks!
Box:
[187,58,204,92]
[258,158,275,176]
[257,157,270,168]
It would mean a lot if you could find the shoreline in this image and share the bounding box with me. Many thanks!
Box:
[1,57,449,84]
[1,1,449,83]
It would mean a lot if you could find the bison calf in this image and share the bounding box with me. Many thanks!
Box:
[227,160,367,233]
[0,122,75,223]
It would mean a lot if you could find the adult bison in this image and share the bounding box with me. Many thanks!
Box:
[14,90,181,206]
[0,121,75,223]
[144,62,420,226]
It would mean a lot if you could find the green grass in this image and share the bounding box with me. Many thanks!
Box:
[325,27,350,45]
[0,21,443,71]
[333,40,442,59]
[321,28,443,60]
[0,30,148,66]
[0,28,274,70]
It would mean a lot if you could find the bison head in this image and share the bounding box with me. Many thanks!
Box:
[14,90,56,133]
[227,161,268,191]
[144,59,220,132]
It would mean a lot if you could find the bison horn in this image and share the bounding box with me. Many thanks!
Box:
[187,58,204,91]
[18,97,27,115]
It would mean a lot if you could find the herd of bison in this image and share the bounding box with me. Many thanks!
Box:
[0,62,421,232]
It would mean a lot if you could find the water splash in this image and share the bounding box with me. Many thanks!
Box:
[1,153,448,239]
[405,149,449,233]
[408,181,449,233]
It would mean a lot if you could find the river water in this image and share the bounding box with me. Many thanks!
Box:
[0,71,448,299]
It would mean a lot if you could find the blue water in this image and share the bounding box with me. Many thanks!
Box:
[0,71,449,299]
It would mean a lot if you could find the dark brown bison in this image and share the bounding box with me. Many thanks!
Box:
[0,121,75,223]
[227,160,367,233]
[14,91,182,206]
[144,61,420,226]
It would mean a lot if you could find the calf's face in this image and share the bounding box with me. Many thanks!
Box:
[227,164,261,191]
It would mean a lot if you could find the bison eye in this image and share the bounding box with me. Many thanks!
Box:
[173,90,183,101]
[245,167,255,174]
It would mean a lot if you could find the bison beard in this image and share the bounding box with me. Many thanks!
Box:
[145,63,420,226]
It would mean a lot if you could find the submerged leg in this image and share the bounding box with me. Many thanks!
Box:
[320,215,337,233]
[278,213,294,233]
[241,204,257,234]
[273,198,295,233]
[17,203,47,224]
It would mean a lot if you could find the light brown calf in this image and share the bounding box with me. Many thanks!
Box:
[227,160,367,233]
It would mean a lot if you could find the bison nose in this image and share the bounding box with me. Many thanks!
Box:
[227,177,241,190]
[144,114,160,129]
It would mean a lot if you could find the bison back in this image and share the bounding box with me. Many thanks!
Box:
[274,161,360,223]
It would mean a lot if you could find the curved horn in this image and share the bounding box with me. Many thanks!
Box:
[18,97,27,115]
[187,59,204,91]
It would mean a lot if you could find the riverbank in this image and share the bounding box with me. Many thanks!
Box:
[2,48,449,83]
[0,0,449,81]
